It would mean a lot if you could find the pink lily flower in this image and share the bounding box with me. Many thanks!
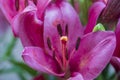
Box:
[12,0,116,79]
[0,0,27,23]
[12,0,51,47]
[0,0,49,37]
[0,0,29,37]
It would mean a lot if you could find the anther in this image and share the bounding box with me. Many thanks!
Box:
[15,0,19,11]
[57,24,63,36]
[65,24,68,36]
[75,37,81,50]
[47,37,52,50]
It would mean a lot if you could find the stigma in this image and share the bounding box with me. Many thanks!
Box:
[60,36,68,44]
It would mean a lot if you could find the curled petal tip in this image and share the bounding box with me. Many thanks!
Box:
[84,1,106,34]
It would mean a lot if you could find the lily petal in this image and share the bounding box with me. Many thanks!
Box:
[22,47,64,76]
[68,73,84,80]
[114,19,120,57]
[70,31,116,80]
[111,19,120,70]
[84,2,105,34]
[36,0,51,19]
[44,3,62,57]
[111,57,120,71]
[60,2,84,56]
[12,4,44,47]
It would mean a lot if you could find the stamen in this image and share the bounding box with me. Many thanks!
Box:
[65,24,68,36]
[15,0,19,11]
[62,42,67,70]
[52,50,64,70]
[65,48,69,60]
[47,37,52,50]
[55,54,63,70]
[60,36,68,70]
[75,37,81,50]
[57,24,63,36]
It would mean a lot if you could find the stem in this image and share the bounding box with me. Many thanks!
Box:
[2,36,17,61]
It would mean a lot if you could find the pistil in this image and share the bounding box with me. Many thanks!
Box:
[60,36,68,71]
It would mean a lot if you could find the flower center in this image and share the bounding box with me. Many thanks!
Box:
[46,24,81,72]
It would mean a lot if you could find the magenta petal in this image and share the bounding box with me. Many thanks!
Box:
[60,2,84,55]
[111,19,120,70]
[68,73,84,80]
[12,4,44,47]
[44,4,62,57]
[84,2,106,34]
[114,19,120,57]
[22,47,64,76]
[111,57,120,70]
[70,31,116,80]
[36,0,51,19]
[0,0,26,23]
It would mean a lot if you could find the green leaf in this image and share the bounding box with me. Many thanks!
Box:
[93,23,105,32]
[10,60,37,76]
[0,66,23,74]
[1,36,17,62]
[79,0,92,25]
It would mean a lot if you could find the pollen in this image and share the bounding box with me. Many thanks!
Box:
[60,36,68,41]
[60,36,68,44]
